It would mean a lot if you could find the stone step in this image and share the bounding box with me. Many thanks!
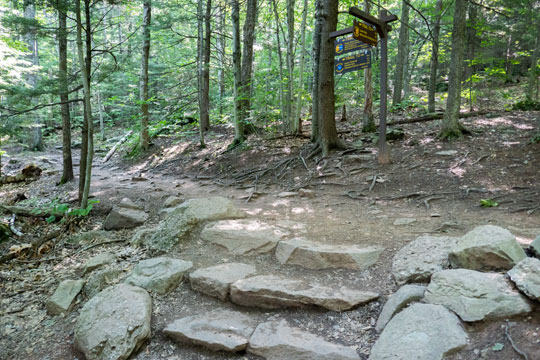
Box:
[276,237,383,270]
[248,319,360,360]
[164,310,257,352]
[230,274,379,311]
[201,219,289,255]
[189,263,257,301]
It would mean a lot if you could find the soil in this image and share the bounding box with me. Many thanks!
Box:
[1,109,539,360]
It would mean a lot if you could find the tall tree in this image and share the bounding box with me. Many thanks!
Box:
[439,0,467,139]
[271,0,286,132]
[526,22,540,100]
[57,0,73,184]
[317,0,343,155]
[231,0,243,143]
[311,0,323,142]
[293,0,309,134]
[392,0,410,107]
[201,0,211,132]
[285,0,295,132]
[428,0,443,113]
[362,0,375,132]
[140,0,151,150]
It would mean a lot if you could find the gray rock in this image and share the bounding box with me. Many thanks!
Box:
[125,257,193,295]
[104,206,149,230]
[164,310,256,352]
[162,195,183,208]
[189,263,257,300]
[393,218,417,226]
[173,196,246,221]
[118,198,142,210]
[435,150,458,156]
[46,279,85,315]
[248,319,360,360]
[84,267,123,298]
[392,236,459,285]
[508,257,540,301]
[276,238,383,270]
[449,225,526,271]
[277,191,297,198]
[201,219,288,255]
[375,284,426,333]
[369,303,467,360]
[424,269,532,321]
[83,253,115,274]
[343,154,373,167]
[529,234,540,257]
[74,284,151,360]
[230,275,378,311]
[274,220,308,235]
[299,188,315,198]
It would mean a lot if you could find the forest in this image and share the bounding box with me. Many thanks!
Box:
[1,0,540,359]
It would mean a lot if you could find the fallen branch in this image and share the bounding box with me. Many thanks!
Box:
[102,130,133,163]
[387,111,488,126]
[505,322,529,360]
[423,196,444,209]
[0,204,50,217]
[9,214,23,237]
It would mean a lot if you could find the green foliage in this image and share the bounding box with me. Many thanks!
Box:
[491,343,504,352]
[480,199,499,208]
[32,199,100,223]
[511,100,540,111]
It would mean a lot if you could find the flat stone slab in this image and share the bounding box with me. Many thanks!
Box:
[508,257,540,301]
[276,238,383,270]
[370,303,467,360]
[375,284,426,333]
[248,319,360,360]
[47,279,84,315]
[104,206,149,230]
[449,225,526,271]
[424,269,532,322]
[174,197,246,221]
[230,275,379,311]
[393,218,417,226]
[392,236,459,285]
[83,253,115,275]
[74,284,152,360]
[125,257,193,295]
[189,263,257,300]
[201,219,288,255]
[164,310,256,352]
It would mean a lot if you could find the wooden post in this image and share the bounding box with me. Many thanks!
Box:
[378,9,390,164]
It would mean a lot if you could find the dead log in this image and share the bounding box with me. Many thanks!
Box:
[0,164,42,186]
[0,204,50,217]
[102,130,133,163]
[387,111,488,126]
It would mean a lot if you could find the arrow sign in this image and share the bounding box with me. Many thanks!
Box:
[335,51,371,74]
[334,36,371,56]
[353,20,378,46]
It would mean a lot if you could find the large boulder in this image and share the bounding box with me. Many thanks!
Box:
[189,263,257,300]
[173,196,246,221]
[369,304,468,360]
[424,269,532,322]
[46,279,84,315]
[392,236,459,285]
[529,234,540,257]
[201,219,288,255]
[83,267,123,298]
[74,284,152,360]
[375,284,426,333]
[230,275,379,311]
[164,309,256,352]
[248,319,360,360]
[103,204,148,231]
[125,257,192,295]
[83,253,115,275]
[449,225,526,271]
[508,257,540,301]
[276,238,383,270]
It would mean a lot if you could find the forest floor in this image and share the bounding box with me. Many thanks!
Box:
[1,107,539,360]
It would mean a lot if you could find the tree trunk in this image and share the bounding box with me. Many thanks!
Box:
[217,6,226,116]
[428,0,442,113]
[311,0,323,142]
[57,0,74,184]
[76,0,94,208]
[465,2,478,111]
[526,23,540,101]
[285,0,295,133]
[293,0,309,134]
[24,0,43,152]
[439,0,467,139]
[362,0,375,133]
[392,0,409,107]
[231,0,244,144]
[97,90,105,141]
[139,0,151,150]
[197,0,206,147]
[200,0,211,132]
[271,0,286,133]
[318,0,343,155]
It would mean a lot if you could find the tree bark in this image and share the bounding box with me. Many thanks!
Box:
[526,23,540,101]
[428,0,442,113]
[311,0,323,142]
[197,0,206,147]
[362,0,375,132]
[239,0,258,132]
[285,0,295,132]
[231,0,244,144]
[439,0,467,139]
[271,0,286,133]
[318,0,343,156]
[57,0,74,184]
[293,0,309,134]
[392,0,409,107]
[200,0,211,132]
[140,0,151,150]
[217,5,226,115]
